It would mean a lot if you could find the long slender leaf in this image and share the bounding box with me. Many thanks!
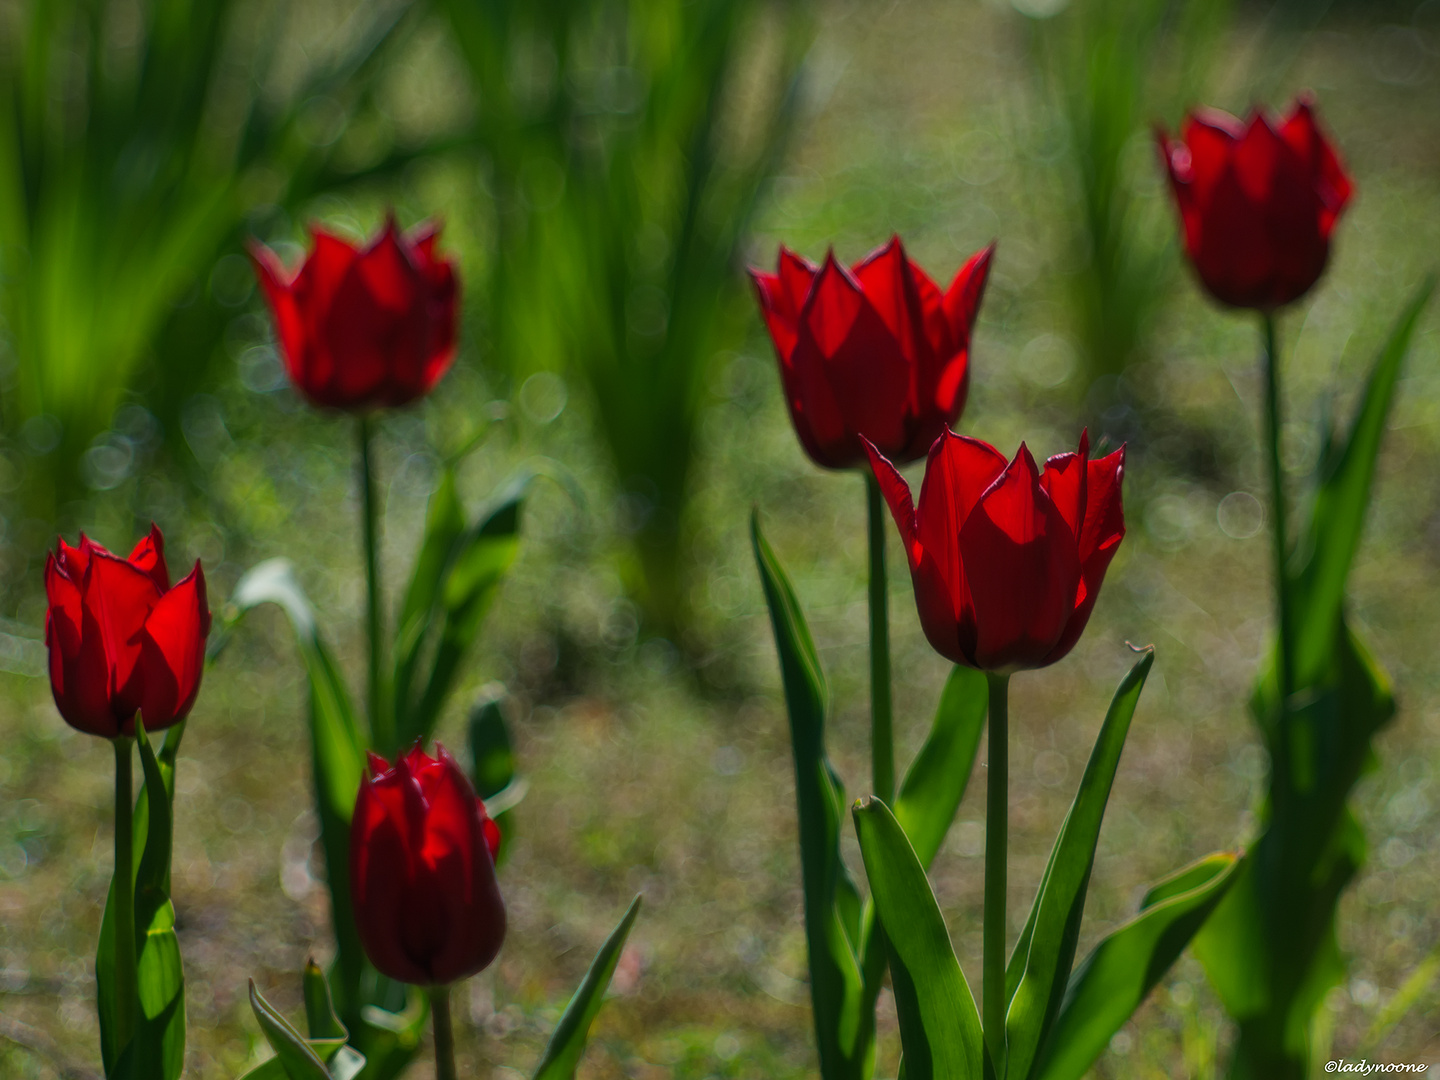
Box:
[1288,277,1434,688]
[1033,852,1240,1080]
[227,561,367,1022]
[1004,648,1153,1080]
[751,511,872,1080]
[398,469,533,749]
[853,798,983,1080]
[533,896,643,1080]
[895,666,987,870]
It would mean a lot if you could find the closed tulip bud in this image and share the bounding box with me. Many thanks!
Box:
[750,237,993,469]
[44,526,211,738]
[350,745,505,986]
[250,216,459,411]
[865,429,1125,673]
[1158,97,1353,311]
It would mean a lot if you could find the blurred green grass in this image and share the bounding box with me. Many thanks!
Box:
[3,1,1440,1077]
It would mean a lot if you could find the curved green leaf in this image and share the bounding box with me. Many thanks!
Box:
[533,895,642,1080]
[751,511,873,1080]
[226,560,368,1023]
[1288,277,1433,688]
[853,798,983,1080]
[1033,851,1240,1080]
[895,665,987,870]
[1005,648,1153,1080]
[398,468,534,749]
[249,980,331,1080]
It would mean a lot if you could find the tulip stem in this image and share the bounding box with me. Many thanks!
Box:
[1261,315,1294,715]
[866,471,894,806]
[429,984,458,1080]
[358,414,389,751]
[112,736,137,1057]
[982,672,1009,1077]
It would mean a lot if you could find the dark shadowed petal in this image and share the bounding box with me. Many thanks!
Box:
[45,553,116,736]
[1279,98,1353,234]
[136,563,209,731]
[350,777,432,985]
[959,445,1081,670]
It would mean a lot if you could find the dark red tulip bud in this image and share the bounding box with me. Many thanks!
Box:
[250,216,459,411]
[44,526,211,738]
[350,745,505,986]
[750,237,993,469]
[1158,96,1353,310]
[865,429,1125,672]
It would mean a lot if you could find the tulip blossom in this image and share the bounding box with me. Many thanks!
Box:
[865,429,1125,672]
[250,217,459,411]
[350,745,505,986]
[44,527,211,738]
[1158,97,1353,310]
[750,237,993,469]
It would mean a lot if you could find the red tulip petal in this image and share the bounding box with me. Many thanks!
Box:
[863,437,920,564]
[250,241,316,394]
[940,243,994,357]
[351,777,432,985]
[1180,108,1245,207]
[482,813,502,862]
[136,563,209,731]
[56,534,93,580]
[852,236,931,370]
[750,246,817,364]
[1039,429,1090,540]
[959,445,1081,671]
[45,553,117,736]
[84,550,163,721]
[1044,445,1126,665]
[793,253,912,460]
[127,524,170,593]
[1279,97,1353,234]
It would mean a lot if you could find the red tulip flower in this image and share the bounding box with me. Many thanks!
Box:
[865,430,1125,673]
[44,527,211,738]
[750,237,994,469]
[250,217,459,411]
[350,745,505,986]
[1158,97,1353,310]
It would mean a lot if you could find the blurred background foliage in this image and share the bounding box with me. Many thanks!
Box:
[0,0,1439,1076]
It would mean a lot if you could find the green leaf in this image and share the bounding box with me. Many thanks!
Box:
[751,511,873,1080]
[398,469,534,749]
[1005,648,1153,1080]
[469,693,520,865]
[236,1059,291,1080]
[533,895,643,1080]
[249,980,331,1080]
[227,561,368,1022]
[1287,277,1434,688]
[391,467,467,751]
[852,798,983,1080]
[303,958,347,1042]
[1032,852,1240,1080]
[125,717,186,1080]
[895,666,987,870]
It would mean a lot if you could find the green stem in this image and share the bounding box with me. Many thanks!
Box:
[1261,313,1293,702]
[866,471,894,805]
[112,736,137,1055]
[358,414,388,751]
[429,984,457,1080]
[983,672,1010,1076]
